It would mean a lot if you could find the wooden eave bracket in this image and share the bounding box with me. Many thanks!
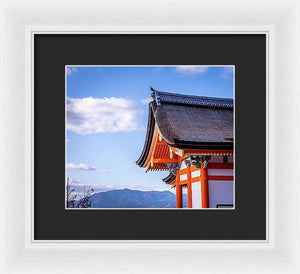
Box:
[174,148,184,157]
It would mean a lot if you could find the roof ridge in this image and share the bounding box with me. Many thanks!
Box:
[150,88,233,108]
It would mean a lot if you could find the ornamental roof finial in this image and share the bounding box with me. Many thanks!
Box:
[150,86,157,98]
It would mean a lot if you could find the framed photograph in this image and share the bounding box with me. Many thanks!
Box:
[65,65,235,210]
[34,34,265,241]
[1,0,299,273]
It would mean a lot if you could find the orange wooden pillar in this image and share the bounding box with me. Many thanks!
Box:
[187,166,193,208]
[200,163,209,208]
[176,173,182,208]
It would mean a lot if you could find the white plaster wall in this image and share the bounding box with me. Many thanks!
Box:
[182,187,188,208]
[192,181,201,208]
[208,180,234,208]
[208,169,234,176]
[191,170,200,178]
[180,173,187,181]
[180,160,187,182]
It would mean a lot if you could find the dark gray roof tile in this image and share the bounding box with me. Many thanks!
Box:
[136,89,234,167]
[152,90,233,146]
[152,90,233,108]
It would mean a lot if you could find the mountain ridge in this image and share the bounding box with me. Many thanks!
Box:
[86,188,187,208]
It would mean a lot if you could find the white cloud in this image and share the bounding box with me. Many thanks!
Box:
[95,169,111,173]
[67,97,142,134]
[141,97,152,104]
[175,66,209,75]
[220,67,233,79]
[66,67,78,76]
[67,163,110,173]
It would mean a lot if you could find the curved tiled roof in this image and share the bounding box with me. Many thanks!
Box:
[155,103,233,148]
[151,89,233,108]
[162,172,176,185]
[136,88,234,168]
[136,103,155,167]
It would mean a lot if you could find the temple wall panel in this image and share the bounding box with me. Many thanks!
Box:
[177,157,234,208]
[191,170,200,178]
[208,180,234,208]
[191,181,202,208]
[207,169,234,176]
[180,173,187,181]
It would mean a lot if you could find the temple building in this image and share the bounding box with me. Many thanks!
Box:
[136,88,234,209]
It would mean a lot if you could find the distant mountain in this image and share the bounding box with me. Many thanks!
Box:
[86,188,187,208]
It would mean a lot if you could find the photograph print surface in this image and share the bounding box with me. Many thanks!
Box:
[66,65,234,209]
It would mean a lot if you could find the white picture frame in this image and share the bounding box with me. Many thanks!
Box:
[0,0,299,273]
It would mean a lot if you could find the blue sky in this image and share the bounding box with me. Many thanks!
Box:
[66,66,234,193]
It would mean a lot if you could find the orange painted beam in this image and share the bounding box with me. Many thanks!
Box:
[184,149,233,155]
[176,174,182,208]
[189,176,234,183]
[179,156,188,162]
[190,162,234,171]
[178,169,186,175]
[153,157,178,163]
[190,165,199,172]
[176,178,233,186]
[200,164,209,208]
[179,180,188,185]
[179,163,233,174]
[184,149,233,154]
[187,166,192,208]
[191,177,201,183]
[144,130,159,168]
